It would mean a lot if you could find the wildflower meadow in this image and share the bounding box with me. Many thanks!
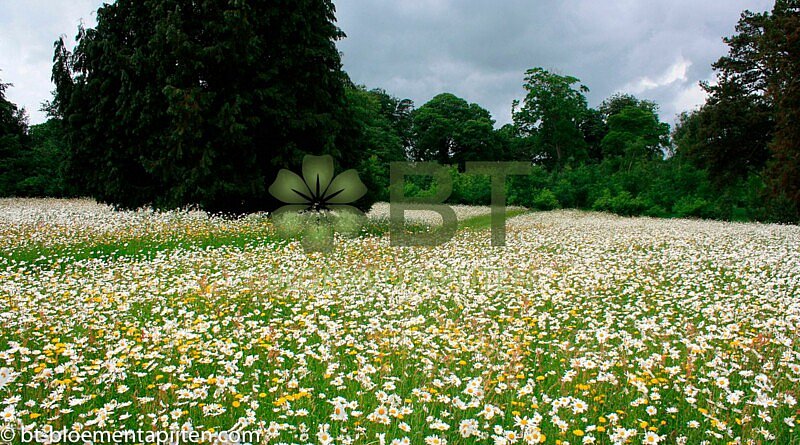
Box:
[0,199,798,445]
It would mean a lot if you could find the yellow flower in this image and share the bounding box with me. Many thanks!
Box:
[573,430,585,437]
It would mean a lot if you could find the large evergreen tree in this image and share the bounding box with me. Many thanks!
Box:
[761,0,800,221]
[672,82,773,183]
[674,0,798,220]
[53,0,361,211]
[0,75,30,197]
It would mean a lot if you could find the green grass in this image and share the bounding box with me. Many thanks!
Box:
[1,208,530,266]
[458,208,529,231]
[1,226,281,266]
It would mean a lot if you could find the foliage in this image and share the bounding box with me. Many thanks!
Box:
[512,68,589,168]
[0,1,794,224]
[530,188,560,210]
[674,0,799,221]
[598,93,659,120]
[762,0,800,222]
[52,0,361,212]
[601,106,670,164]
[0,80,72,199]
[450,167,493,205]
[0,76,29,196]
[578,108,607,162]
[411,93,499,168]
[672,83,773,183]
[18,120,71,197]
[591,190,648,216]
[671,195,712,218]
[345,86,412,204]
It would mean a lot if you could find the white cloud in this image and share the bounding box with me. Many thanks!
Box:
[623,57,692,94]
[0,0,102,124]
[672,82,708,116]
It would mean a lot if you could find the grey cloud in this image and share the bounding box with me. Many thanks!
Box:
[335,0,775,126]
[0,0,774,126]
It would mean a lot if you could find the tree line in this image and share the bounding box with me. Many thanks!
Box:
[0,0,797,222]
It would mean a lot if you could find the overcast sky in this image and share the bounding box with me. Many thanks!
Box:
[1,0,774,126]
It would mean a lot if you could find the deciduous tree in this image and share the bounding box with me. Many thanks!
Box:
[411,93,498,168]
[512,68,589,168]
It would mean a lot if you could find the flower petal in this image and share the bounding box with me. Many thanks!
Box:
[324,170,368,204]
[302,155,335,199]
[269,170,312,204]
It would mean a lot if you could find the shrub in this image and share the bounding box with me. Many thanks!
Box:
[592,190,649,216]
[644,205,668,218]
[452,168,492,205]
[531,189,560,210]
[507,166,551,207]
[672,196,711,218]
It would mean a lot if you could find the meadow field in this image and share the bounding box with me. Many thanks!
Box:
[0,198,799,445]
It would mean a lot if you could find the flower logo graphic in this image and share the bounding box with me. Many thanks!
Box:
[269,155,367,252]
[269,155,367,212]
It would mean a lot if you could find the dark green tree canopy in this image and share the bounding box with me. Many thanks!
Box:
[366,87,415,155]
[673,81,773,182]
[674,0,798,221]
[598,93,659,120]
[53,0,360,211]
[601,105,670,162]
[0,76,30,196]
[512,68,589,168]
[0,76,27,140]
[578,108,607,162]
[411,93,498,167]
[0,0,783,223]
[761,0,800,220]
[344,86,412,202]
